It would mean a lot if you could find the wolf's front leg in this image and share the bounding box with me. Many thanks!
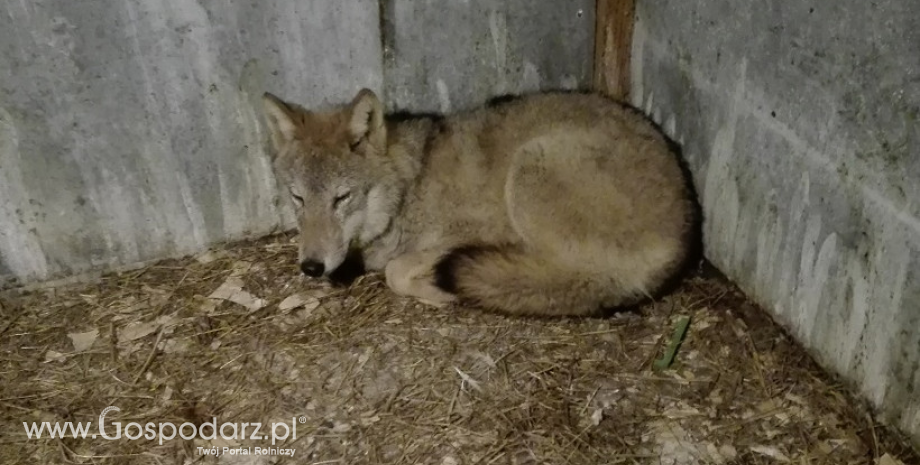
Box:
[385,251,457,308]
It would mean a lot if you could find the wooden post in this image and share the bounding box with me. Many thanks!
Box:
[594,0,636,102]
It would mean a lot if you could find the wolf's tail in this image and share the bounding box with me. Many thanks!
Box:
[433,244,653,317]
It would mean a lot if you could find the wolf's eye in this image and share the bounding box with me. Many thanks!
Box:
[333,191,352,209]
[290,191,304,207]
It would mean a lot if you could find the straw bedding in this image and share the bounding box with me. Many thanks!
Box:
[1,233,916,464]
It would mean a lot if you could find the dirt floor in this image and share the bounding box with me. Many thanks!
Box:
[1,233,917,465]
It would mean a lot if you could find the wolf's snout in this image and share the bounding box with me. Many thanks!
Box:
[300,260,325,277]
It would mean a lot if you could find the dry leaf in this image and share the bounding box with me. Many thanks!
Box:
[719,445,738,460]
[119,321,159,342]
[208,277,267,312]
[278,293,320,312]
[68,329,99,352]
[357,348,372,367]
[877,453,905,465]
[704,443,727,464]
[141,285,172,308]
[331,421,351,433]
[194,295,219,314]
[758,399,779,413]
[750,445,791,462]
[44,350,66,363]
[644,421,705,465]
[118,314,179,342]
[590,408,604,426]
[229,261,252,277]
[161,338,188,354]
[360,414,381,426]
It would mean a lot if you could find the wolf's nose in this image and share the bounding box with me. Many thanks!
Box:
[300,260,325,277]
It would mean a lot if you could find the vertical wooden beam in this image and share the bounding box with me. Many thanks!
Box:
[594,0,636,101]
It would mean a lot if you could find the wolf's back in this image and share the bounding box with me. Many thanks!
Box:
[423,92,697,316]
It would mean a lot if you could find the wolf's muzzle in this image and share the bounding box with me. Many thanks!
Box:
[299,260,325,277]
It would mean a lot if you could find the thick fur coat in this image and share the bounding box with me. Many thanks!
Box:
[262,89,699,316]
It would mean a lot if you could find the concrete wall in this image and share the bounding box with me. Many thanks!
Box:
[631,0,920,446]
[0,0,594,289]
[381,0,591,113]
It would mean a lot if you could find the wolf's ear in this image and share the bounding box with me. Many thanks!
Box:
[347,89,386,153]
[262,93,300,152]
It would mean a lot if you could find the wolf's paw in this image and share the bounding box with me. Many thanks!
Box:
[416,297,452,308]
[386,251,458,307]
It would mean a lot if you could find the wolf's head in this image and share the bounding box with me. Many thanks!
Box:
[261,89,398,278]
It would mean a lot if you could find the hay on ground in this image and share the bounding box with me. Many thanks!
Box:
[1,233,917,465]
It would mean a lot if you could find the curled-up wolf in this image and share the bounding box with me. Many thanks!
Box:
[261,89,699,317]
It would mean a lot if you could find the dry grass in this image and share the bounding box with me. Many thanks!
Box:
[0,233,917,465]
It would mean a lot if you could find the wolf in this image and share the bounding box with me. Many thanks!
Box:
[261,88,699,317]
